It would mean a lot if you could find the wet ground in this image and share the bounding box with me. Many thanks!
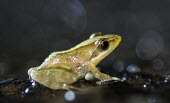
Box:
[0,73,170,103]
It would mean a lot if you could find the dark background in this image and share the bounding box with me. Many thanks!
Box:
[0,0,169,79]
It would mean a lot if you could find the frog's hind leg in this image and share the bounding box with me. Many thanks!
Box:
[28,67,79,90]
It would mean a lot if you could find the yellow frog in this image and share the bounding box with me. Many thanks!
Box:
[28,32,122,90]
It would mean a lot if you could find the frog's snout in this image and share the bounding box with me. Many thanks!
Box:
[113,35,121,43]
[116,35,122,42]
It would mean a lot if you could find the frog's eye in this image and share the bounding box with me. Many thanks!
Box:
[98,40,109,50]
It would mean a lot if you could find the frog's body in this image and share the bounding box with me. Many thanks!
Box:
[28,33,122,90]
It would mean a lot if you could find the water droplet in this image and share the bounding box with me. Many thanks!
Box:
[31,81,37,87]
[164,80,168,83]
[126,64,141,73]
[64,91,76,101]
[122,77,126,81]
[135,75,139,79]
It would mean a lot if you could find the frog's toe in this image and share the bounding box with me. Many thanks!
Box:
[111,77,124,82]
[96,77,123,85]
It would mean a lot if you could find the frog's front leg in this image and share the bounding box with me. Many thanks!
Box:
[89,64,122,82]
[28,67,79,90]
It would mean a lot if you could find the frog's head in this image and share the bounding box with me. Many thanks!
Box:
[89,32,122,65]
[70,32,121,65]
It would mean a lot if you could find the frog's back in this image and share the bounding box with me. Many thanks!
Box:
[38,49,87,70]
[38,36,99,70]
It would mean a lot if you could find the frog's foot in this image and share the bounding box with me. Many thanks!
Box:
[28,67,79,90]
[112,77,124,82]
[96,77,123,85]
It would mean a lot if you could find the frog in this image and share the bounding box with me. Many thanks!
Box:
[28,32,122,90]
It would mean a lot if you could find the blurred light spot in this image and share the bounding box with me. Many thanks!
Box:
[152,59,164,70]
[164,80,168,83]
[148,78,152,82]
[143,83,155,89]
[143,84,147,88]
[136,31,164,60]
[165,75,170,80]
[135,75,139,79]
[31,80,37,87]
[24,88,30,94]
[64,91,76,101]
[0,62,11,76]
[113,60,125,72]
[122,77,127,81]
[63,83,67,87]
[85,72,95,81]
[126,64,141,73]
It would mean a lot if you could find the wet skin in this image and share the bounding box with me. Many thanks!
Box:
[28,33,122,90]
